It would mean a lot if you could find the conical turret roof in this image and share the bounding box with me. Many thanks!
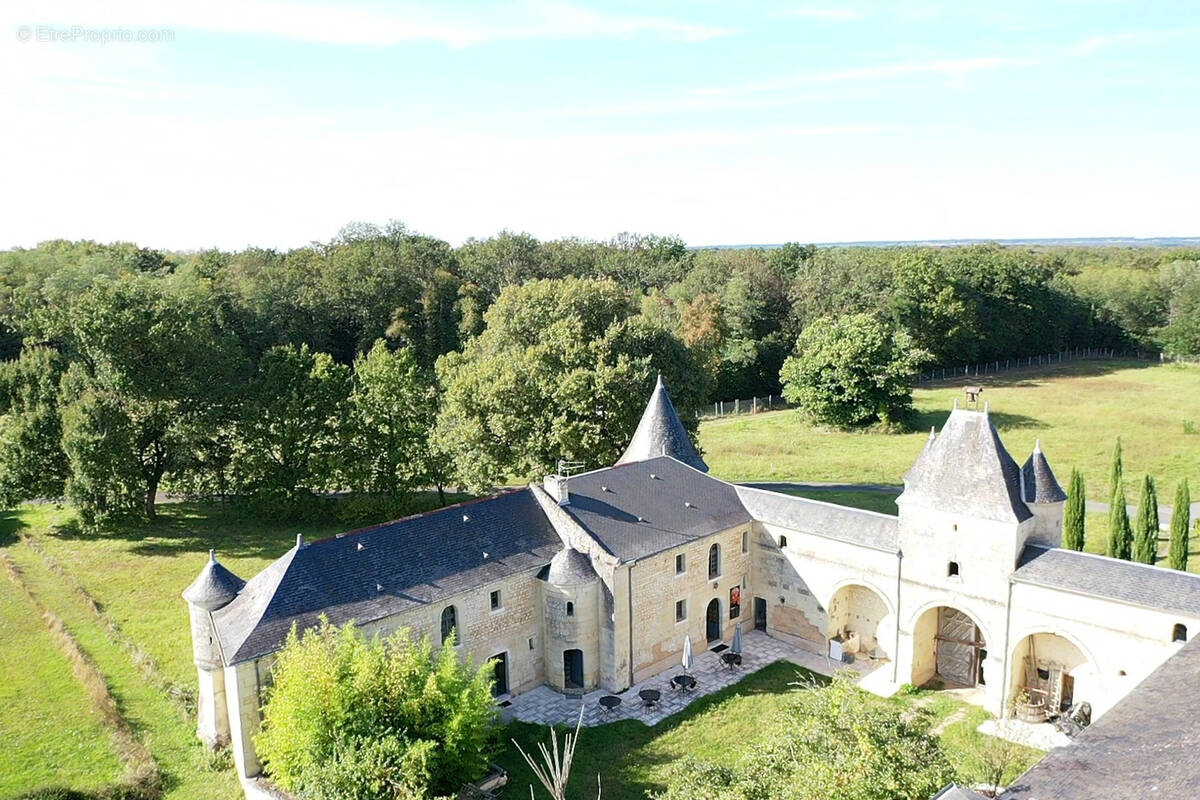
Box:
[182,550,245,611]
[546,547,598,585]
[1022,440,1067,503]
[617,375,708,472]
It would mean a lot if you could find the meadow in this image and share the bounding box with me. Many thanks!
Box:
[701,360,1200,502]
[0,360,1195,798]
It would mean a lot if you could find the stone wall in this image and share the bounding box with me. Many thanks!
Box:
[628,523,754,683]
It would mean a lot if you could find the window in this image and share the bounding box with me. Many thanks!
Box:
[490,590,501,610]
[708,543,721,579]
[528,636,535,650]
[440,605,458,645]
[948,561,960,578]
[741,531,749,553]
[1173,623,1188,643]
[675,599,687,622]
[566,601,575,617]
[779,535,788,549]
[676,553,686,574]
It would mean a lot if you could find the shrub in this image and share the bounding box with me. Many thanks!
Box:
[255,619,498,799]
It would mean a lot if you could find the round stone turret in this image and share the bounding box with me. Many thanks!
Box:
[183,550,244,670]
[541,547,600,692]
[1021,440,1068,547]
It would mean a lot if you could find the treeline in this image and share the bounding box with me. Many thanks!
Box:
[0,225,1197,524]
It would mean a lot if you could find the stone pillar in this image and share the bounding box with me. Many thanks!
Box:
[196,666,230,747]
[224,660,262,779]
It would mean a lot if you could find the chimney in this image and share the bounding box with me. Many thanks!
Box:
[544,474,570,506]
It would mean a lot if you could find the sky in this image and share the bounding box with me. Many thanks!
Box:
[1,0,1198,251]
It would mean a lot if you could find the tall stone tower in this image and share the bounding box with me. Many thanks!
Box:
[182,549,244,746]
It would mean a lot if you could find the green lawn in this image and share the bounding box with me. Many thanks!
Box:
[501,663,1041,800]
[0,560,124,797]
[702,361,1200,503]
[783,489,899,515]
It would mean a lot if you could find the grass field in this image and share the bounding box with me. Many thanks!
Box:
[500,663,1040,800]
[0,565,124,796]
[701,361,1200,502]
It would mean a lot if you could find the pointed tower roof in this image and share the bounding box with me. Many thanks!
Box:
[1021,440,1067,503]
[182,550,245,611]
[900,407,1031,523]
[617,375,708,472]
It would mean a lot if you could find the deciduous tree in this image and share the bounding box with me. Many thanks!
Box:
[779,314,926,428]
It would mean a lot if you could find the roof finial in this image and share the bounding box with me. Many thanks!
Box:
[655,372,665,389]
[929,426,937,441]
[296,533,305,549]
[1033,438,1042,453]
[209,548,216,563]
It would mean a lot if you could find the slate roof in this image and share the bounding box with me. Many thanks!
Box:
[734,486,899,552]
[560,456,750,562]
[182,550,246,611]
[546,547,598,585]
[1021,441,1067,504]
[1001,634,1200,799]
[1013,545,1200,617]
[617,375,708,472]
[210,489,562,664]
[900,408,1032,523]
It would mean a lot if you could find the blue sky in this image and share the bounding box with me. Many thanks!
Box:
[1,1,1197,250]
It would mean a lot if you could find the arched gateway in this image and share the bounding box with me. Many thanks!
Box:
[912,606,988,688]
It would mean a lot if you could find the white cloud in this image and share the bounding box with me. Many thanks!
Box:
[1,0,731,48]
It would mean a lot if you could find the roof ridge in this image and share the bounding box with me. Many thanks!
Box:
[319,488,530,543]
[733,483,899,522]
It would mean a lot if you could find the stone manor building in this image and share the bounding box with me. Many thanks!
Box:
[184,377,1200,781]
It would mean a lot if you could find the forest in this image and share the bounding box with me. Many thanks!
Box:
[0,224,1197,525]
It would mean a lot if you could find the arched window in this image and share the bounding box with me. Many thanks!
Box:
[440,605,458,645]
[1173,623,1188,643]
[779,535,788,548]
[708,543,721,579]
[566,601,575,617]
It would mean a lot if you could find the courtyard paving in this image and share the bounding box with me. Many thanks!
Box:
[500,630,889,728]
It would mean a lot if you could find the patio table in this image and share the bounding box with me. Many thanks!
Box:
[598,695,622,716]
[639,688,661,708]
[671,674,696,693]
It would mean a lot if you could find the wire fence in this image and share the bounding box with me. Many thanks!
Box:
[703,394,791,418]
[704,348,1197,418]
[914,347,1155,384]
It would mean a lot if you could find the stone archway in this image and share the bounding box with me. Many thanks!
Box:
[1008,632,1092,719]
[826,583,893,660]
[911,605,987,688]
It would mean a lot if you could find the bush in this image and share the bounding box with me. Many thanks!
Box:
[255,619,498,799]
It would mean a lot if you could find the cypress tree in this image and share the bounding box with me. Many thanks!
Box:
[1062,468,1087,551]
[1107,484,1133,560]
[1133,475,1159,564]
[1169,479,1192,571]
[1109,437,1123,500]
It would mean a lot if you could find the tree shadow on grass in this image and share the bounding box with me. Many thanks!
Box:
[501,662,823,800]
[0,509,29,548]
[911,408,1046,432]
